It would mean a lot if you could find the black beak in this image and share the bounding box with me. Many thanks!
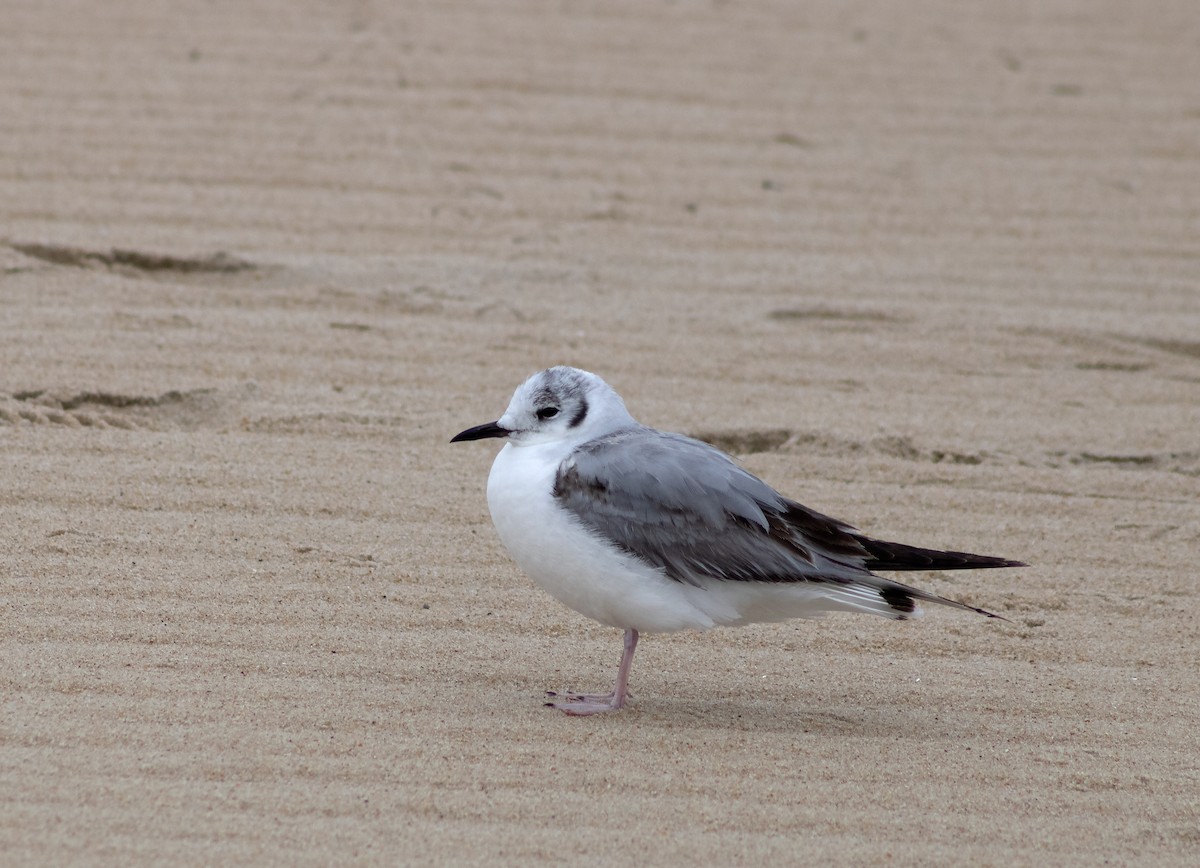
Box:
[450,421,510,443]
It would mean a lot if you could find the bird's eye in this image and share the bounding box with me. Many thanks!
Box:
[536,406,559,420]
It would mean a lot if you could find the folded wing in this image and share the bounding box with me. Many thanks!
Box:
[553,426,1020,619]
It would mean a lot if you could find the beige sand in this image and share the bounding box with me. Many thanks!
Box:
[3,1,1198,864]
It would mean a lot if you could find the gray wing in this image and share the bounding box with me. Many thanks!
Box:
[553,426,1015,618]
[552,426,877,586]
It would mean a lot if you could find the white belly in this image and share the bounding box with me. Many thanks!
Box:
[485,441,719,632]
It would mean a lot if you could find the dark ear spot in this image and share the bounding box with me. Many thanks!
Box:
[567,398,589,429]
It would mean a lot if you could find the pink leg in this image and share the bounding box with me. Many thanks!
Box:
[546,628,639,716]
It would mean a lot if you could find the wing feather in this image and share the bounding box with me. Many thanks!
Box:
[554,427,870,585]
[552,426,1015,618]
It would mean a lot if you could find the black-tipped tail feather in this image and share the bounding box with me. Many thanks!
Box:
[856,537,1020,621]
[872,577,1008,621]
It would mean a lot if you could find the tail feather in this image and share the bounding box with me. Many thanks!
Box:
[819,575,1010,621]
[850,537,1023,622]
[882,579,1010,621]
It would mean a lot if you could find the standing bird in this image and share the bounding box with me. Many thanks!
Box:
[452,367,1022,715]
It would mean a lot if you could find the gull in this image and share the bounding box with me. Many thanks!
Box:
[451,366,1022,715]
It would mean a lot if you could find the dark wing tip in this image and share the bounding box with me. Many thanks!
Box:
[859,537,1027,572]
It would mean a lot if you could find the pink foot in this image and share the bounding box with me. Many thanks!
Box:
[544,690,629,716]
[542,629,640,716]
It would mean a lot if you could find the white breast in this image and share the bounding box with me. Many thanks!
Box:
[485,441,720,632]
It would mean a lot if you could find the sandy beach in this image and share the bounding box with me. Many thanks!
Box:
[3,1,1199,863]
